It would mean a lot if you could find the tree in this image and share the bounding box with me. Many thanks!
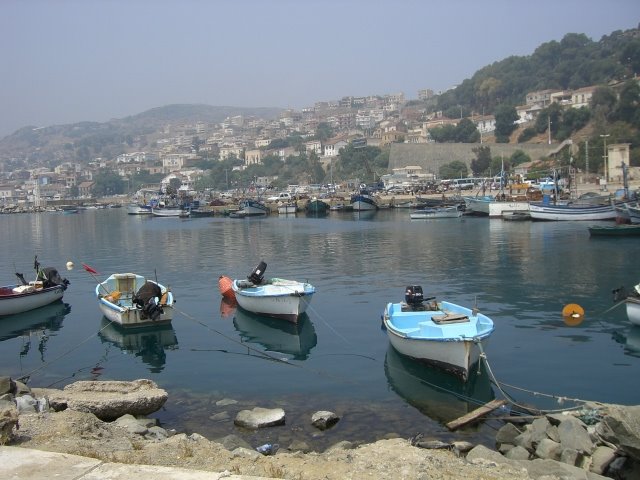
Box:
[93,169,125,196]
[439,161,468,179]
[614,79,640,126]
[471,146,492,176]
[315,122,334,142]
[455,118,480,143]
[494,105,518,142]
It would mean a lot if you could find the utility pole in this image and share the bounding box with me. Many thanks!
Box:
[547,116,552,145]
[600,134,610,183]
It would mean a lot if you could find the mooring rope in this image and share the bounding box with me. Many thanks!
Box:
[16,318,116,384]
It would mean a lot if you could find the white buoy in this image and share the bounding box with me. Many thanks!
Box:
[66,261,74,271]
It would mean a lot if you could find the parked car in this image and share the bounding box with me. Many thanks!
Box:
[267,192,293,202]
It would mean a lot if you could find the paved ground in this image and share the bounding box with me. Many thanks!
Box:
[1,446,276,480]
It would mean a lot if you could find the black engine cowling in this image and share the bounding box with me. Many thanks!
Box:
[248,261,267,285]
[405,285,424,305]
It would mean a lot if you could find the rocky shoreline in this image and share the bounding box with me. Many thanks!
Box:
[2,377,639,479]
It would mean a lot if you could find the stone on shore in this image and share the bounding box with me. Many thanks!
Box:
[32,379,168,421]
[233,407,285,429]
[311,410,340,431]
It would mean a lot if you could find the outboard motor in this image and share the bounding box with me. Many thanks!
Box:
[37,267,70,290]
[248,261,267,285]
[133,281,164,320]
[405,285,424,306]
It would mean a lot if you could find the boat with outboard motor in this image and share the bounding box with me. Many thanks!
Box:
[219,261,315,323]
[0,257,70,317]
[96,273,175,328]
[613,282,640,327]
[382,286,494,380]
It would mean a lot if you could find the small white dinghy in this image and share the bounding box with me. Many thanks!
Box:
[96,273,175,328]
[222,262,315,323]
[382,286,494,380]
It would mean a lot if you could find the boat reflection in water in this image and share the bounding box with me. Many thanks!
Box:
[98,318,178,373]
[0,301,70,361]
[384,345,495,425]
[0,301,70,341]
[232,306,317,360]
[612,326,640,359]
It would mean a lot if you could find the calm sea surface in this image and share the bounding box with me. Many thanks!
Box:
[1,208,638,450]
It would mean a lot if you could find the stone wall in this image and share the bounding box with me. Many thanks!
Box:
[389,143,557,176]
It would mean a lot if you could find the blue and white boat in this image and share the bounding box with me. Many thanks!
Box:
[237,199,270,217]
[528,201,616,221]
[228,262,315,323]
[382,286,494,380]
[350,189,378,211]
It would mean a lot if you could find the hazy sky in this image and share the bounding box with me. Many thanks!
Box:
[1,0,639,138]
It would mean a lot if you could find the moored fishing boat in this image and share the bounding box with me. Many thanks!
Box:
[95,272,175,327]
[237,199,270,217]
[0,258,70,316]
[127,203,152,215]
[382,286,494,380]
[409,206,462,219]
[350,188,378,211]
[588,224,640,236]
[220,262,315,323]
[306,198,329,215]
[529,201,616,221]
[277,202,297,215]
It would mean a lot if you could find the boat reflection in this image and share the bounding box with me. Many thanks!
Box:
[0,301,70,342]
[612,326,640,359]
[384,345,495,425]
[232,307,317,360]
[98,318,178,372]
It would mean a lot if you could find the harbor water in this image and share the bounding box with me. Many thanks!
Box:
[1,207,638,450]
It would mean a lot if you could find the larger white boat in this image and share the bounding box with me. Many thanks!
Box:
[382,286,494,380]
[463,195,530,218]
[350,189,378,211]
[224,262,315,323]
[96,273,175,328]
[528,201,616,221]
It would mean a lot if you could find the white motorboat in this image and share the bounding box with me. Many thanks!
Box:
[96,273,175,328]
[0,258,69,317]
[222,262,315,323]
[409,206,462,219]
[382,286,494,380]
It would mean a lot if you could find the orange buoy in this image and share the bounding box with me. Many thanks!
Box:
[218,275,235,299]
[562,303,585,326]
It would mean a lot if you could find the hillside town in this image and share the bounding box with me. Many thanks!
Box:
[0,80,634,209]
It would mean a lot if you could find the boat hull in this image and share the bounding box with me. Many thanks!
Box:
[464,196,530,217]
[127,204,152,215]
[232,279,315,323]
[350,194,378,211]
[589,224,640,236]
[382,300,494,380]
[626,298,640,327]
[239,200,269,216]
[0,285,65,316]
[410,207,462,219]
[151,207,188,217]
[96,273,175,328]
[529,202,616,221]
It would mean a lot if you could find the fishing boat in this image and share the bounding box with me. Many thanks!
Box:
[127,203,152,215]
[0,258,70,316]
[588,224,640,236]
[627,204,640,224]
[409,206,462,219]
[529,201,617,221]
[306,198,329,215]
[382,286,495,380]
[237,199,270,217]
[277,202,297,215]
[220,261,315,323]
[350,188,378,211]
[463,194,531,218]
[95,273,175,328]
[151,206,189,217]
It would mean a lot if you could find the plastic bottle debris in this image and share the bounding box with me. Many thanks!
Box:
[256,443,279,455]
